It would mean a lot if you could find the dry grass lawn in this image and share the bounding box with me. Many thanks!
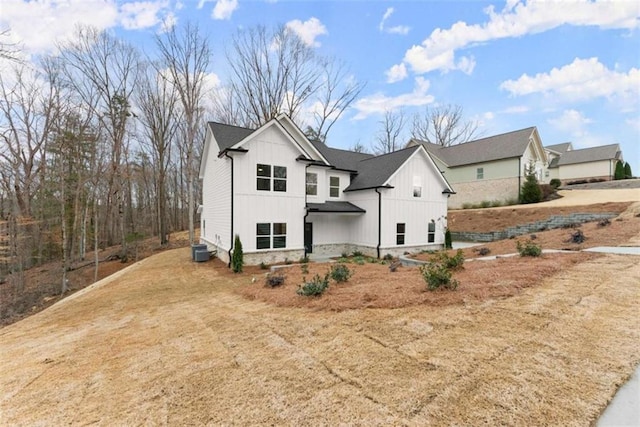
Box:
[1,239,639,425]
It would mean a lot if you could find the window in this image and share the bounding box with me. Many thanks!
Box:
[256,164,287,192]
[476,167,484,179]
[413,176,422,197]
[257,164,271,191]
[396,223,405,245]
[428,222,435,243]
[256,223,287,249]
[329,176,340,197]
[306,172,317,196]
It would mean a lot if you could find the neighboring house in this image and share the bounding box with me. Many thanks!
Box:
[545,142,622,183]
[199,115,454,265]
[409,127,547,209]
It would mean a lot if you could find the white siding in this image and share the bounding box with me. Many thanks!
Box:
[381,150,449,249]
[559,160,615,181]
[233,125,307,253]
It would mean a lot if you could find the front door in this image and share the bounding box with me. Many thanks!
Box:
[304,222,313,254]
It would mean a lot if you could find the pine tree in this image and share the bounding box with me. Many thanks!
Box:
[444,228,452,250]
[614,161,625,180]
[520,173,542,204]
[624,162,633,179]
[231,234,244,273]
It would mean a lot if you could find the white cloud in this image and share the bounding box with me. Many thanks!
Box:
[285,17,327,47]
[500,57,640,102]
[120,1,169,30]
[391,0,639,77]
[353,77,435,120]
[0,0,175,54]
[212,0,238,20]
[379,7,410,35]
[625,116,640,132]
[483,111,495,120]
[502,105,529,114]
[386,63,408,83]
[160,11,178,33]
[548,109,592,136]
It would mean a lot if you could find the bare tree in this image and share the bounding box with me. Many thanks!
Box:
[136,62,180,245]
[0,29,21,62]
[155,22,211,244]
[411,104,481,146]
[373,110,406,154]
[57,26,141,257]
[224,25,363,141]
[350,141,369,154]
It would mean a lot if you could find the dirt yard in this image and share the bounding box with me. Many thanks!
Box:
[1,216,639,425]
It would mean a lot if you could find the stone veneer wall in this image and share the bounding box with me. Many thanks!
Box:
[448,177,519,209]
[451,212,617,242]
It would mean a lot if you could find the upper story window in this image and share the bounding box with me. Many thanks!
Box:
[476,167,484,180]
[413,176,422,197]
[306,172,318,196]
[257,164,287,192]
[396,223,405,245]
[329,176,340,198]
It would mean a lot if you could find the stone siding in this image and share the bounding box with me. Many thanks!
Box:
[451,212,617,242]
[448,177,519,209]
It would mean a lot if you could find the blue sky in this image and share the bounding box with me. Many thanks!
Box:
[2,0,639,172]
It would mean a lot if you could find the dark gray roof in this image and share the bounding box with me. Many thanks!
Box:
[309,140,374,170]
[306,201,365,213]
[416,127,536,167]
[345,146,420,191]
[208,122,255,153]
[545,142,572,153]
[550,144,621,167]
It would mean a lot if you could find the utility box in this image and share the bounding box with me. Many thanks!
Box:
[194,249,210,262]
[191,244,207,261]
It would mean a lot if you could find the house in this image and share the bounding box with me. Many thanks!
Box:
[545,142,622,184]
[199,115,454,265]
[408,127,547,209]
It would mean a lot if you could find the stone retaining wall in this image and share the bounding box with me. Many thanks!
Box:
[451,212,617,242]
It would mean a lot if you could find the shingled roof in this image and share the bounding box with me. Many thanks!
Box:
[345,146,421,191]
[309,140,374,171]
[208,122,255,153]
[414,127,537,167]
[548,144,621,168]
[545,142,572,154]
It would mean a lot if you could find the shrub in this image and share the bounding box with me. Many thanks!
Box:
[539,184,556,201]
[444,228,452,250]
[420,262,459,291]
[597,218,611,227]
[383,253,394,261]
[352,250,364,257]
[490,200,503,208]
[300,263,309,274]
[259,262,268,270]
[479,200,491,208]
[614,161,625,180]
[340,252,348,258]
[624,162,633,179]
[516,239,542,257]
[567,229,585,244]
[330,264,352,283]
[520,173,542,204]
[438,249,465,270]
[474,247,491,256]
[265,272,286,287]
[299,255,309,264]
[353,256,365,265]
[462,203,473,209]
[337,257,350,264]
[297,273,329,296]
[549,178,561,189]
[231,235,244,273]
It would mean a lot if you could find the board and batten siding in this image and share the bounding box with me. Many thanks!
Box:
[200,136,232,261]
[380,149,448,249]
[232,125,306,253]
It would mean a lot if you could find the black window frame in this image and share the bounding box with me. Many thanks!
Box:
[256,164,287,192]
[476,167,484,180]
[256,222,287,250]
[428,222,435,243]
[396,223,405,245]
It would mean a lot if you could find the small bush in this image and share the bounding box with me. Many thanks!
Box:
[299,256,309,264]
[353,256,365,265]
[474,247,491,256]
[337,257,350,263]
[516,239,542,257]
[352,250,364,257]
[420,263,459,291]
[340,252,348,258]
[490,200,503,208]
[520,173,543,204]
[437,249,465,270]
[259,262,268,270]
[231,235,244,273]
[297,273,329,296]
[462,203,473,209]
[540,184,556,201]
[330,264,352,283]
[265,272,286,287]
[383,253,394,261]
[300,263,309,275]
[444,228,452,250]
[567,229,585,244]
[549,179,561,189]
[597,218,611,227]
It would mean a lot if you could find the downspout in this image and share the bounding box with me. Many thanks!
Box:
[518,157,522,202]
[375,188,382,259]
[303,163,310,258]
[225,152,234,268]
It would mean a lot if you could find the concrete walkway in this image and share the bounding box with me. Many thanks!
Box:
[598,365,640,426]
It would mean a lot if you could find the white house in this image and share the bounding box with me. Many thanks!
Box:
[199,115,454,266]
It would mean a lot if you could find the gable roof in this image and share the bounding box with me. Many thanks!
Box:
[345,146,421,191]
[208,122,255,153]
[309,140,374,171]
[545,142,572,154]
[548,143,621,168]
[414,127,537,167]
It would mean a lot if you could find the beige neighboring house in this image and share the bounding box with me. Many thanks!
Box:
[545,142,622,184]
[409,127,547,209]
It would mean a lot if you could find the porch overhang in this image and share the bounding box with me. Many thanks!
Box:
[306,201,366,214]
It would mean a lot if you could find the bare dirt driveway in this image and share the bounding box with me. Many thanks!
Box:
[1,239,639,424]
